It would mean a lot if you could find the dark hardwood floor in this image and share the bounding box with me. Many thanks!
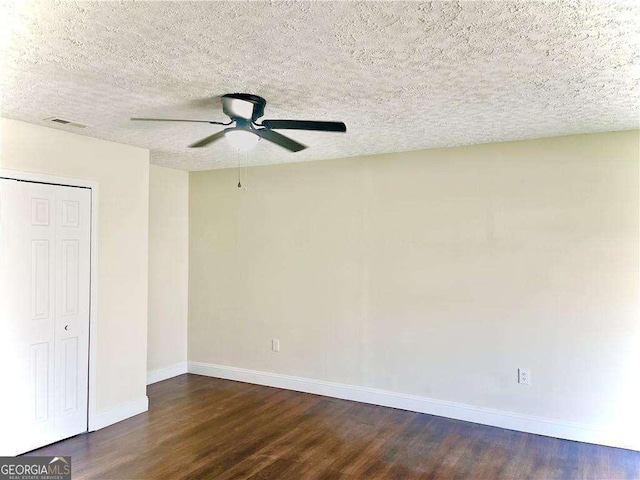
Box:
[27,374,640,479]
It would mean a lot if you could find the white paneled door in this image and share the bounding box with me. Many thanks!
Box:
[0,179,91,455]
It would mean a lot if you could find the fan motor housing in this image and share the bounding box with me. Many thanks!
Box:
[222,93,266,121]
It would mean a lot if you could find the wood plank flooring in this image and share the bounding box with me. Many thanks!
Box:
[27,374,640,479]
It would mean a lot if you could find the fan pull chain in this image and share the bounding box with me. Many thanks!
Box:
[236,149,249,190]
[243,150,248,191]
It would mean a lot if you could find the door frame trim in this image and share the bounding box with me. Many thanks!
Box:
[0,168,100,432]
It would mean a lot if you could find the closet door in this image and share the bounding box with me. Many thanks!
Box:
[53,184,91,441]
[0,179,91,455]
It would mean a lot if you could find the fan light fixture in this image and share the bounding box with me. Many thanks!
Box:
[225,129,260,151]
[131,93,346,152]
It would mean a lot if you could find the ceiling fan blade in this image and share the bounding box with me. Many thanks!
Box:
[188,129,228,148]
[132,117,215,123]
[261,120,346,132]
[255,129,306,152]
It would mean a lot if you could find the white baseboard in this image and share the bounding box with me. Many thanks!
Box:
[147,361,188,385]
[188,361,639,452]
[89,396,149,431]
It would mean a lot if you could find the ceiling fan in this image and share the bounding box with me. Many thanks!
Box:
[131,93,347,152]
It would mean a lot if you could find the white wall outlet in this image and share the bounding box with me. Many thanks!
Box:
[518,368,531,385]
[272,338,280,352]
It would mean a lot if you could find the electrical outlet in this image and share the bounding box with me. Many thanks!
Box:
[518,368,531,385]
[272,339,280,352]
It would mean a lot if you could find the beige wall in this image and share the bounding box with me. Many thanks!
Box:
[1,118,149,413]
[189,130,639,436]
[148,165,188,373]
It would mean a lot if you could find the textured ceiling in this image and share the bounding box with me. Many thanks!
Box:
[2,1,639,171]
